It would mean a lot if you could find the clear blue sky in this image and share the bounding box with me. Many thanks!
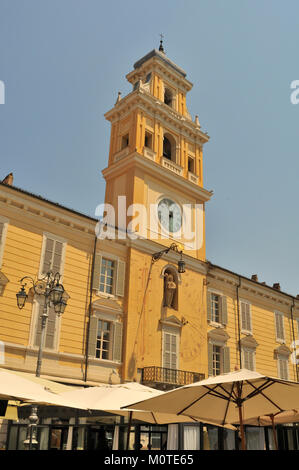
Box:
[1,0,299,295]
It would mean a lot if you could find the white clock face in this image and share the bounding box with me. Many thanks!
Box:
[158,198,182,233]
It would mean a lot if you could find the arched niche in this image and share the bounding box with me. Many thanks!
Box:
[163,132,177,163]
[161,264,180,310]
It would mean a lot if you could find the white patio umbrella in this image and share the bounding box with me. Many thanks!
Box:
[240,409,299,450]
[0,368,86,409]
[125,369,299,450]
[61,382,234,449]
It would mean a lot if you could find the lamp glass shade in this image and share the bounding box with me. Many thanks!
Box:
[54,298,67,315]
[50,284,64,305]
[178,259,186,274]
[16,286,28,309]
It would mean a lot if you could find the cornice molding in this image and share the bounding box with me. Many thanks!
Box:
[105,89,209,143]
[207,265,299,311]
[102,151,213,202]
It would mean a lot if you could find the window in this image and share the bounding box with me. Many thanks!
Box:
[162,331,178,370]
[211,294,221,323]
[88,316,123,362]
[93,254,126,297]
[40,234,65,277]
[121,134,129,149]
[188,157,195,173]
[163,136,172,159]
[212,345,222,376]
[275,312,285,342]
[144,131,153,149]
[99,258,115,294]
[96,320,112,360]
[242,347,255,371]
[34,302,59,350]
[277,355,289,380]
[207,292,228,325]
[208,343,230,376]
[240,301,252,333]
[164,88,173,107]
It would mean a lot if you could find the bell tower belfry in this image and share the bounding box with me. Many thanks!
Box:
[102,45,213,261]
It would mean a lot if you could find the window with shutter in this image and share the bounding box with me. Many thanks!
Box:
[94,254,126,297]
[34,302,58,350]
[163,332,178,370]
[40,235,65,276]
[88,316,123,363]
[240,301,252,333]
[242,348,255,371]
[277,355,289,380]
[208,292,228,326]
[275,312,285,342]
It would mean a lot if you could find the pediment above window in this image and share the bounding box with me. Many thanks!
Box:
[240,336,259,349]
[208,328,230,343]
[274,344,291,357]
[92,298,123,315]
[160,315,184,329]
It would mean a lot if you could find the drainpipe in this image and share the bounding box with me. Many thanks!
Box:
[84,234,98,382]
[236,276,242,369]
[290,298,298,382]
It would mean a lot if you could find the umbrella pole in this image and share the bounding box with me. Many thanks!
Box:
[238,403,246,450]
[126,411,133,450]
[270,415,278,450]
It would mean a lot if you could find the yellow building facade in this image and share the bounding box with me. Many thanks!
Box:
[0,45,299,449]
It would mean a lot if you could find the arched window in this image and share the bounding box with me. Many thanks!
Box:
[164,88,173,107]
[163,133,176,162]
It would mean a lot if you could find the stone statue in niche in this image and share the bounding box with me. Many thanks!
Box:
[164,272,177,308]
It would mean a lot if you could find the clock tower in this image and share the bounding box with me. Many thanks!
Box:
[102,44,212,261]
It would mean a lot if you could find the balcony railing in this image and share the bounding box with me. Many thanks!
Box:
[141,366,204,387]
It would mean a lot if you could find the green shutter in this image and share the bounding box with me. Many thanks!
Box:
[221,296,228,325]
[88,316,98,357]
[92,254,102,290]
[45,306,56,349]
[112,322,123,362]
[208,343,213,377]
[52,241,63,274]
[34,303,57,349]
[207,292,212,322]
[223,346,230,373]
[115,260,126,297]
[42,238,54,275]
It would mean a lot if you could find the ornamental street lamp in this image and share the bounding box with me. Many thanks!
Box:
[152,242,186,273]
[16,271,68,449]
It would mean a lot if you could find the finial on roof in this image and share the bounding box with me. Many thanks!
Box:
[115,91,122,105]
[159,33,165,53]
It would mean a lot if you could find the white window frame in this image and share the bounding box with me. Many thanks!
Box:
[208,289,225,328]
[240,300,252,335]
[277,354,289,380]
[99,257,116,296]
[91,310,122,364]
[28,298,61,352]
[274,311,285,344]
[0,216,9,269]
[96,251,126,299]
[38,232,67,280]
[212,344,223,376]
[241,346,256,371]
